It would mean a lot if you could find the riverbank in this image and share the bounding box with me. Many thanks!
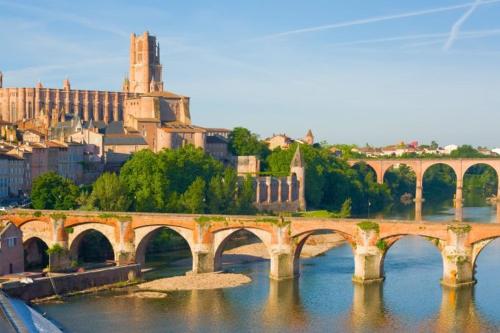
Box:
[138,272,251,291]
[224,233,345,260]
[2,265,141,301]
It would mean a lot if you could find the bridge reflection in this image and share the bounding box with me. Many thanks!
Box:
[259,280,494,332]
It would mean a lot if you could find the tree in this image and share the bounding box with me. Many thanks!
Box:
[119,150,167,212]
[430,140,439,150]
[88,173,130,211]
[31,172,79,210]
[450,145,482,158]
[180,177,206,213]
[236,175,256,214]
[228,127,270,159]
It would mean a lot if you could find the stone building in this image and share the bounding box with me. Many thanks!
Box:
[253,147,306,212]
[0,222,23,275]
[0,153,24,199]
[0,32,190,132]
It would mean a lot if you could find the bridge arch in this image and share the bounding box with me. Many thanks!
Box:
[134,225,194,267]
[292,230,352,276]
[351,161,382,184]
[23,237,49,270]
[421,162,457,206]
[20,220,53,247]
[213,227,272,271]
[68,223,117,263]
[462,163,499,206]
[381,235,443,280]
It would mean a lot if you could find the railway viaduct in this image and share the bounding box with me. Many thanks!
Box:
[4,209,500,288]
[348,158,500,222]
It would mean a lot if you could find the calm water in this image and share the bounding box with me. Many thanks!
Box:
[38,206,500,332]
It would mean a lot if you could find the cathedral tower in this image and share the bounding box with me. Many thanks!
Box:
[127,32,164,94]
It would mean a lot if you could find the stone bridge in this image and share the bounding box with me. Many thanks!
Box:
[4,210,500,288]
[349,158,500,222]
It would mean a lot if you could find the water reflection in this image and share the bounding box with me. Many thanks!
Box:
[262,279,308,331]
[347,283,392,332]
[429,287,493,332]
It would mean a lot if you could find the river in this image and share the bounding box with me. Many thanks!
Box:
[37,206,500,332]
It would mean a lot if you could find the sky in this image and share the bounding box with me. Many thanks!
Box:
[1,0,500,147]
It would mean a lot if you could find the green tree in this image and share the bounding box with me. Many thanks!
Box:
[119,150,167,212]
[450,145,482,158]
[88,173,130,211]
[236,175,256,214]
[228,127,270,159]
[31,172,79,210]
[180,177,206,213]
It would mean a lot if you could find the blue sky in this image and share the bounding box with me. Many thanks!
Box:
[1,0,500,147]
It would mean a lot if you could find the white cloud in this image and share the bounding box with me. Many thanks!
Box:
[253,0,500,41]
[443,0,483,50]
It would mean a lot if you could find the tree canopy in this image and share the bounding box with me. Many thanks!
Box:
[31,172,79,210]
[228,127,270,160]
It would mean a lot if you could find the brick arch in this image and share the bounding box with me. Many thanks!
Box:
[421,161,460,181]
[68,223,117,261]
[23,236,50,269]
[134,225,194,267]
[462,162,499,195]
[380,161,418,183]
[292,229,353,276]
[20,220,53,247]
[380,235,444,277]
[350,160,383,184]
[213,227,272,271]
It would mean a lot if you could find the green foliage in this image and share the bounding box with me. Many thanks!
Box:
[339,198,352,218]
[448,224,472,234]
[87,173,131,211]
[180,177,206,213]
[237,175,257,214]
[357,221,380,233]
[146,229,190,254]
[31,172,79,210]
[228,127,270,160]
[450,145,483,158]
[119,150,167,212]
[194,215,226,227]
[65,227,74,234]
[33,211,43,218]
[116,146,255,215]
[98,213,132,221]
[265,143,391,214]
[49,213,66,221]
[255,217,290,227]
[46,244,66,255]
[376,239,388,251]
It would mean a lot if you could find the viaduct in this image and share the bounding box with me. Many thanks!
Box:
[4,209,500,288]
[348,158,500,222]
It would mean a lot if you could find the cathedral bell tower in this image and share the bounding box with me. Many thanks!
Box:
[126,32,164,94]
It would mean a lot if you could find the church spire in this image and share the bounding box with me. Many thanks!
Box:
[290,145,304,168]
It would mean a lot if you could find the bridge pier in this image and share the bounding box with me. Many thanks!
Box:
[352,224,384,283]
[352,246,384,283]
[415,178,423,221]
[454,178,464,222]
[47,216,71,272]
[192,245,215,274]
[441,225,474,287]
[269,246,295,281]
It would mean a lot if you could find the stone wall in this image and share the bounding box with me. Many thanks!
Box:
[2,265,141,301]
